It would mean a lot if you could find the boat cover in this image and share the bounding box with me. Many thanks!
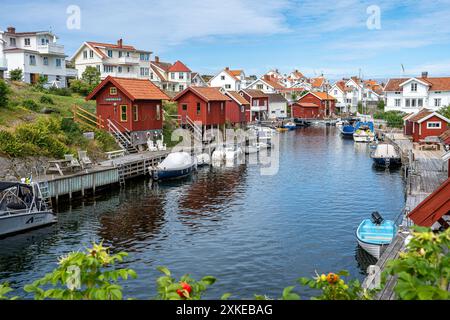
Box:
[355,121,374,132]
[158,152,193,170]
[0,182,32,192]
[372,144,400,158]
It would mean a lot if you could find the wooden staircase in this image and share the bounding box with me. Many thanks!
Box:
[164,110,203,142]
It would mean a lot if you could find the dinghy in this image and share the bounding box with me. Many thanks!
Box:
[150,152,196,180]
[356,212,397,259]
[370,143,402,168]
[0,182,56,237]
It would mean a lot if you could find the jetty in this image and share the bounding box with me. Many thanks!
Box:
[362,130,448,299]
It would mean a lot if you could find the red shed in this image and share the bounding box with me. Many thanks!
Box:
[409,111,450,142]
[86,76,169,145]
[173,87,230,130]
[224,91,249,127]
[239,89,269,122]
[291,92,336,119]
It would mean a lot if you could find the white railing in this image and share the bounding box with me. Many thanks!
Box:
[107,119,132,149]
[65,68,78,78]
[37,43,65,55]
[164,111,202,141]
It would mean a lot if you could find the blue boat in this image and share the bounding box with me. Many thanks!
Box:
[339,124,355,138]
[356,212,397,259]
[283,122,297,130]
[353,121,375,143]
[150,152,196,181]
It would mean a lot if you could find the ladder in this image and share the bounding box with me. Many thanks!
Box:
[39,181,53,211]
[117,165,126,187]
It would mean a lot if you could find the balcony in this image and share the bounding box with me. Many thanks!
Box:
[37,43,65,55]
[0,58,7,70]
[115,56,140,65]
[66,68,78,78]
[251,105,268,112]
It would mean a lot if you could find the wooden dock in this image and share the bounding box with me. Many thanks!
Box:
[362,131,448,299]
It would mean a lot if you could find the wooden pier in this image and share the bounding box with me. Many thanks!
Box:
[362,131,448,299]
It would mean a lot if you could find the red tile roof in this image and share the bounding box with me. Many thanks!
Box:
[262,76,285,90]
[385,77,450,91]
[313,92,336,101]
[311,77,325,88]
[168,60,191,73]
[87,41,136,51]
[173,87,230,102]
[86,76,170,101]
[297,102,319,107]
[440,129,450,145]
[241,89,268,98]
[409,109,434,122]
[227,91,250,105]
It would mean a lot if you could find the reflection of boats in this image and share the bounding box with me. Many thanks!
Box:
[196,153,210,167]
[353,121,375,143]
[225,146,243,162]
[150,152,197,180]
[276,127,288,132]
[0,182,56,237]
[294,118,310,127]
[370,143,402,168]
[356,212,397,259]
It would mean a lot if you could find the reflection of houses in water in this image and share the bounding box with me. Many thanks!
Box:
[177,166,247,228]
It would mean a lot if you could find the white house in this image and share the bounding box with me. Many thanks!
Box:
[329,80,358,113]
[209,68,246,91]
[267,93,288,119]
[1,26,68,87]
[71,39,153,81]
[150,57,192,92]
[246,75,285,94]
[385,72,450,113]
[191,72,207,87]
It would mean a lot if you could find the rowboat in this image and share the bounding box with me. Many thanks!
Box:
[370,143,402,168]
[356,212,397,259]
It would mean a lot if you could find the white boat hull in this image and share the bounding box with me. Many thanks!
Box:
[353,134,375,143]
[357,238,384,259]
[0,211,56,237]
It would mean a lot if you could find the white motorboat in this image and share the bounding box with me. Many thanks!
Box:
[225,146,243,162]
[0,182,56,237]
[150,152,196,180]
[353,121,375,143]
[212,148,226,162]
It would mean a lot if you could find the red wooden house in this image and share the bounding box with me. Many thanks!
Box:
[224,91,249,127]
[86,76,169,146]
[173,87,230,131]
[407,110,450,142]
[239,89,269,122]
[291,92,336,119]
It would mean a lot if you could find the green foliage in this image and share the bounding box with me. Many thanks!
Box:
[34,75,48,91]
[384,227,450,300]
[0,130,36,157]
[438,105,450,120]
[298,270,373,300]
[69,79,95,96]
[24,242,137,300]
[357,102,363,114]
[9,68,23,81]
[46,87,72,97]
[373,110,406,128]
[0,283,17,300]
[0,79,10,108]
[155,266,216,300]
[40,95,54,105]
[82,66,101,86]
[377,100,385,111]
[22,99,41,112]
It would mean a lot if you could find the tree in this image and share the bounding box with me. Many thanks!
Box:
[81,66,101,86]
[0,79,10,108]
[438,105,450,119]
[9,68,23,81]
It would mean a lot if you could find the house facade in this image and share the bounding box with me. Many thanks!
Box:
[86,76,169,146]
[1,26,68,87]
[71,39,153,81]
[267,93,288,119]
[209,68,246,91]
[403,109,450,142]
[385,73,450,113]
[291,92,336,119]
[246,75,285,94]
[329,80,358,113]
[224,91,249,126]
[191,72,207,87]
[239,89,269,122]
[150,57,192,93]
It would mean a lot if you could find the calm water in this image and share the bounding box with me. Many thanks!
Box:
[0,127,406,299]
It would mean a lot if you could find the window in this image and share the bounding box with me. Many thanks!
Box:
[56,59,62,68]
[43,57,49,66]
[405,99,410,107]
[29,55,36,65]
[107,50,113,58]
[434,98,442,107]
[118,66,122,73]
[197,103,201,115]
[120,105,128,122]
[140,68,149,76]
[132,105,139,122]
[418,99,423,107]
[140,53,149,61]
[171,73,175,80]
[411,83,417,92]
[96,65,101,72]
[334,90,338,95]
[221,76,225,80]
[221,102,224,112]
[179,85,184,91]
[182,104,187,111]
[89,50,94,58]
[427,122,441,129]
[110,87,117,95]
[104,65,114,73]
[179,73,184,80]
[83,51,88,59]
[150,73,154,80]
[395,91,401,94]
[10,38,16,46]
[24,38,30,46]
[257,84,264,90]
[118,51,123,58]
[395,99,401,107]
[127,67,131,73]
[411,99,416,107]
[156,104,161,120]
[225,84,231,89]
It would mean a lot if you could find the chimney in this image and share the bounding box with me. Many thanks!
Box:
[117,38,123,48]
[155,56,159,63]
[225,67,229,71]
[7,26,15,34]
[264,75,270,80]
[421,71,428,78]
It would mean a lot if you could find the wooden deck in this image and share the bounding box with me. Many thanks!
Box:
[362,132,448,299]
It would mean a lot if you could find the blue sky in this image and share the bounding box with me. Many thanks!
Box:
[2,0,450,79]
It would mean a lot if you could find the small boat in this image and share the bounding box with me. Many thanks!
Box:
[353,121,375,143]
[356,212,397,259]
[150,152,196,180]
[370,143,402,168]
[294,118,310,127]
[339,124,355,138]
[212,148,226,162]
[0,182,56,237]
[196,153,211,167]
[283,122,297,130]
[225,146,243,162]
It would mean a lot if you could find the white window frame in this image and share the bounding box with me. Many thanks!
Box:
[411,83,417,92]
[427,121,441,129]
[395,99,401,107]
[434,98,442,107]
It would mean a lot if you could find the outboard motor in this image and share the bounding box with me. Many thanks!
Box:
[371,211,384,225]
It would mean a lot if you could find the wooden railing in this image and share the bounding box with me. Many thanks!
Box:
[72,105,105,130]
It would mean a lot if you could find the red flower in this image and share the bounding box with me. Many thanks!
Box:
[176,282,192,299]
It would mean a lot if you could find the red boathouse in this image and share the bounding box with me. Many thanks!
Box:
[86,76,169,145]
[224,91,249,127]
[291,92,336,119]
[406,110,450,143]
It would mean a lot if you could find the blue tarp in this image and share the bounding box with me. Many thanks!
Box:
[355,121,374,132]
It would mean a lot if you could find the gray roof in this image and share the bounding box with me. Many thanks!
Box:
[267,93,288,103]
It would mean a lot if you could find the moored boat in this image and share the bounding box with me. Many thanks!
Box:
[356,212,397,259]
[0,182,56,237]
[283,122,297,130]
[353,121,375,143]
[150,152,196,180]
[370,143,402,167]
[196,153,211,167]
[339,124,355,138]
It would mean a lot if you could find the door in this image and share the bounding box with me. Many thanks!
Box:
[30,73,39,84]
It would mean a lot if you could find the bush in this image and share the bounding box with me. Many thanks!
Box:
[82,66,101,86]
[39,95,54,105]
[46,86,72,97]
[69,79,95,96]
[373,110,405,128]
[0,79,9,108]
[22,99,41,112]
[9,68,23,81]
[438,105,450,119]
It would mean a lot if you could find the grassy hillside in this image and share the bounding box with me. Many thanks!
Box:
[0,81,117,159]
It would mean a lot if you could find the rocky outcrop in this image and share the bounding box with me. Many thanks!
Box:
[0,156,52,181]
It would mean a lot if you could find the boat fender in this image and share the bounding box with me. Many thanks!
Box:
[152,170,159,181]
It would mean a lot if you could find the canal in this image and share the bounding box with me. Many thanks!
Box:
[0,127,406,299]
